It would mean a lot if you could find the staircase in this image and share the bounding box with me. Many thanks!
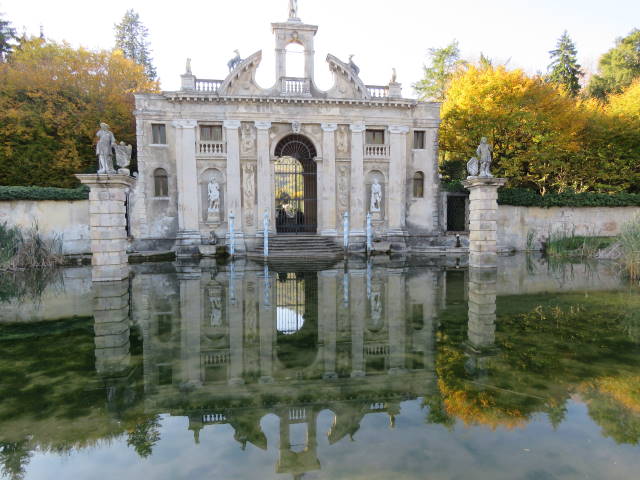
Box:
[248,234,343,259]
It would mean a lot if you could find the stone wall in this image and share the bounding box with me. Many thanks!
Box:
[497,205,640,251]
[0,199,90,254]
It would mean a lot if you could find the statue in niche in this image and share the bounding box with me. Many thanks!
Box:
[207,178,221,224]
[209,293,222,326]
[114,141,132,175]
[241,123,255,155]
[288,0,298,19]
[370,177,382,212]
[96,122,117,174]
[476,137,493,177]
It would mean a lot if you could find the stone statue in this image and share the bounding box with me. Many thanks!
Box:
[96,122,117,174]
[467,156,479,177]
[370,178,382,212]
[288,0,298,19]
[348,54,360,76]
[391,68,397,84]
[208,179,220,211]
[227,50,242,72]
[185,57,192,74]
[114,141,132,175]
[476,137,493,177]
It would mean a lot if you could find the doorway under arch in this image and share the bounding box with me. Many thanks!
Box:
[274,134,317,234]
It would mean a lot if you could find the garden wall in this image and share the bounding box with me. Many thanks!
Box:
[497,205,640,251]
[0,199,90,254]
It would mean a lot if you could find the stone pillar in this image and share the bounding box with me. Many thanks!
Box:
[93,280,130,377]
[224,120,244,246]
[387,270,407,374]
[178,266,202,388]
[319,270,338,379]
[467,267,497,350]
[255,121,273,233]
[227,267,245,385]
[76,174,135,282]
[462,177,507,268]
[321,123,338,236]
[350,270,366,377]
[173,120,201,255]
[349,123,366,237]
[388,125,410,233]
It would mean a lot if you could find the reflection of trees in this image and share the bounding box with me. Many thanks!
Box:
[127,415,162,458]
[0,440,32,480]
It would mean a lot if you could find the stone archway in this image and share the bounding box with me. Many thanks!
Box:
[274,134,318,234]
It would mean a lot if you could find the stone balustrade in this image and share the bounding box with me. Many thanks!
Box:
[202,350,230,365]
[280,76,311,96]
[365,144,390,158]
[367,85,389,98]
[198,141,226,156]
[195,79,223,93]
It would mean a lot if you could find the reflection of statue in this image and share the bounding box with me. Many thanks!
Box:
[208,179,220,211]
[370,178,382,212]
[114,141,132,175]
[288,0,298,19]
[371,291,382,325]
[209,295,222,326]
[476,137,493,177]
[96,122,117,174]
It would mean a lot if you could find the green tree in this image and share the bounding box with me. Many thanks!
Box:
[0,13,16,62]
[414,40,463,101]
[114,9,156,80]
[588,29,640,100]
[547,31,582,96]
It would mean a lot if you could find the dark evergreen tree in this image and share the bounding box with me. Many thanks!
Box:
[114,9,157,80]
[0,13,17,62]
[547,31,582,96]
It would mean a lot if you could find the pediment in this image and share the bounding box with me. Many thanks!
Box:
[325,54,369,100]
[219,51,264,96]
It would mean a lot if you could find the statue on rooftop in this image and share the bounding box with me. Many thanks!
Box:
[391,68,397,84]
[227,50,242,72]
[185,57,192,74]
[288,0,298,19]
[96,122,117,174]
[348,54,360,76]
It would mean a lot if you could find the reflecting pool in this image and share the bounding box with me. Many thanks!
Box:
[0,255,639,479]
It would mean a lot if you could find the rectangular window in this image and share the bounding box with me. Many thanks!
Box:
[366,129,385,145]
[413,130,425,149]
[200,125,223,141]
[151,123,166,144]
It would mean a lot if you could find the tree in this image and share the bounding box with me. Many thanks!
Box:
[414,40,463,101]
[607,79,640,117]
[0,38,158,187]
[0,13,16,62]
[114,9,157,80]
[588,29,640,100]
[547,31,582,96]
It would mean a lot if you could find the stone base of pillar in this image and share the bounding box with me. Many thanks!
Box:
[175,230,202,257]
[320,229,338,237]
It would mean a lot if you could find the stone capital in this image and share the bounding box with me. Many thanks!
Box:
[223,120,242,129]
[321,123,338,132]
[172,119,197,129]
[350,123,366,133]
[389,125,410,135]
[254,121,272,130]
[462,177,507,190]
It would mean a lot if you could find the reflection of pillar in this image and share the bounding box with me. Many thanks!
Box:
[255,121,273,232]
[388,125,410,233]
[258,265,275,383]
[462,177,507,268]
[467,267,497,350]
[320,123,338,235]
[178,267,202,387]
[350,270,366,377]
[224,120,244,242]
[387,271,407,374]
[349,123,366,236]
[93,280,131,377]
[228,266,245,385]
[319,270,338,379]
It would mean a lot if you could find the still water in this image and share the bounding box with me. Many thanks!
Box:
[0,255,639,479]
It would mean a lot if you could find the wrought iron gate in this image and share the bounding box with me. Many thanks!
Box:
[274,134,318,234]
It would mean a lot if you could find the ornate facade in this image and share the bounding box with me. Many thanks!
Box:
[131,8,441,254]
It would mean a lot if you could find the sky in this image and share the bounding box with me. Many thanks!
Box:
[2,0,639,97]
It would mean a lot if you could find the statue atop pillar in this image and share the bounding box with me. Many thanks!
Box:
[96,122,117,174]
[288,0,299,20]
[467,137,494,178]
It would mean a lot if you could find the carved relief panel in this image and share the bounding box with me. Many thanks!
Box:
[242,163,256,227]
[241,122,256,156]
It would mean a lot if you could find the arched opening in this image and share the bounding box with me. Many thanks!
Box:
[285,42,305,78]
[274,134,317,234]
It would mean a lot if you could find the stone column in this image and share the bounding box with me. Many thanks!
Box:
[76,174,135,282]
[349,123,366,237]
[224,120,244,245]
[93,280,130,377]
[178,266,202,388]
[388,125,410,233]
[462,177,507,268]
[350,269,366,377]
[173,120,201,254]
[319,270,338,379]
[255,121,273,233]
[320,123,338,236]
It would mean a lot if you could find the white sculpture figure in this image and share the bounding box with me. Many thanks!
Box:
[476,137,493,177]
[208,179,220,211]
[209,295,222,326]
[371,290,382,327]
[288,0,298,19]
[467,156,479,177]
[96,122,117,174]
[391,68,397,84]
[370,178,382,212]
[185,57,192,74]
[114,141,132,175]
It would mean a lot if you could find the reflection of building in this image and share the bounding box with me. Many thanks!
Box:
[120,259,446,478]
[131,3,441,254]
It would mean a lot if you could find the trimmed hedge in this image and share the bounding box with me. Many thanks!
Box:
[0,185,89,201]
[498,188,640,207]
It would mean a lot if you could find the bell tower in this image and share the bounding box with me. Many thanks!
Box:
[272,9,318,82]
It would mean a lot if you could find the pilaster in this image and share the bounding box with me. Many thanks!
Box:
[255,121,274,233]
[349,123,366,236]
[320,123,338,236]
[224,120,245,250]
[388,125,410,233]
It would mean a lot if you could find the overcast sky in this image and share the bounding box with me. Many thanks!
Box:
[2,0,639,96]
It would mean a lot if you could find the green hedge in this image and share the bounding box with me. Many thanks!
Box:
[0,185,89,201]
[498,188,640,207]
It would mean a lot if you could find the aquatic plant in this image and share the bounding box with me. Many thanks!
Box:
[0,222,63,271]
[618,215,640,281]
[545,226,615,258]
